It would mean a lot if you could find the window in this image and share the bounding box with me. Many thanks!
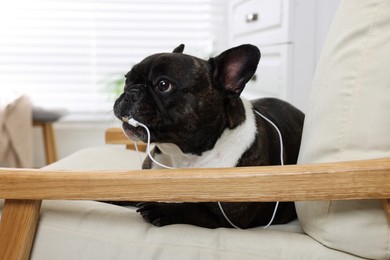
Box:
[0,0,225,121]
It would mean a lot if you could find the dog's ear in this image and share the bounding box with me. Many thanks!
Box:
[173,44,185,54]
[209,44,260,96]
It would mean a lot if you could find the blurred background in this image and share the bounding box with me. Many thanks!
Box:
[0,0,340,167]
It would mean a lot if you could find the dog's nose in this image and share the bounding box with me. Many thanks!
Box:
[124,88,143,103]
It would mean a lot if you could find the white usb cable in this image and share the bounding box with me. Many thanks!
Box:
[122,117,174,169]
[122,108,284,229]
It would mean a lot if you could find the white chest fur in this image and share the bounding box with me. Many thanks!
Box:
[152,98,257,169]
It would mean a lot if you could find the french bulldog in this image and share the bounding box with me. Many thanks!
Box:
[113,44,304,229]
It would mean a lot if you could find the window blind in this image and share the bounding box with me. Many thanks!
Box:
[0,0,225,121]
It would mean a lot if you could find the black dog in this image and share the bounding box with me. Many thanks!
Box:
[113,44,304,229]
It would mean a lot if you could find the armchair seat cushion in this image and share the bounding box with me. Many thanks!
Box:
[29,200,358,260]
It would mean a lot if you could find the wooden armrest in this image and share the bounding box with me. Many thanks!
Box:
[0,158,389,202]
[105,127,147,152]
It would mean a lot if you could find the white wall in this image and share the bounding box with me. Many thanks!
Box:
[314,0,342,62]
[210,0,230,54]
[33,121,119,167]
[290,0,341,112]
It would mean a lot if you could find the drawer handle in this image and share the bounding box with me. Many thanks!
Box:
[246,13,258,23]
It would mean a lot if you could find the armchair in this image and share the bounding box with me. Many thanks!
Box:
[1,0,389,259]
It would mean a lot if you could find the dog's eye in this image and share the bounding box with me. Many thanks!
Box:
[156,79,173,93]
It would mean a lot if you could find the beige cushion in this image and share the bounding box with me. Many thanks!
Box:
[296,0,390,259]
[43,146,146,171]
[28,201,356,260]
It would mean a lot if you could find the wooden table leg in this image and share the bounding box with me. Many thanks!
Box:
[33,121,58,165]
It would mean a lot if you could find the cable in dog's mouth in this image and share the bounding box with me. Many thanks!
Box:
[121,116,144,141]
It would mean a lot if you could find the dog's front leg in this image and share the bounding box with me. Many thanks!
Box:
[136,202,232,228]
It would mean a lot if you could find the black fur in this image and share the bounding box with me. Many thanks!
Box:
[113,44,304,229]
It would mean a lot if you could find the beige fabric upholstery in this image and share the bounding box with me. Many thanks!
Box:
[44,146,146,171]
[28,200,355,260]
[296,0,390,259]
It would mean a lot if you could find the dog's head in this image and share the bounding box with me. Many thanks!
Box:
[114,44,260,154]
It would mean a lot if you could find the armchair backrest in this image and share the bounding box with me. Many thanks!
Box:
[295,0,390,259]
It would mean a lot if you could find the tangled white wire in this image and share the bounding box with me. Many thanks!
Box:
[123,108,284,229]
[216,110,283,229]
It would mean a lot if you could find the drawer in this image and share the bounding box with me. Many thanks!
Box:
[230,0,292,45]
[241,44,291,101]
[232,0,282,36]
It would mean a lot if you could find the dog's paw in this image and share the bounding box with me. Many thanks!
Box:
[136,202,181,227]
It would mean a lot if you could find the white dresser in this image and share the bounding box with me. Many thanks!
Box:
[229,0,340,112]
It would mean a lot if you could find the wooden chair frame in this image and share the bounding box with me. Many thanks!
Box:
[0,128,389,260]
